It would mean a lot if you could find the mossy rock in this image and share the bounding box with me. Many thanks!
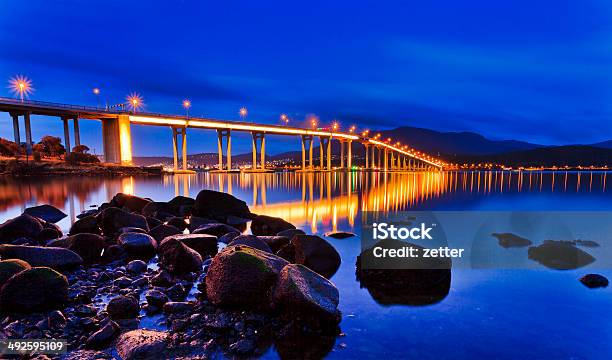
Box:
[0,259,31,287]
[0,266,69,312]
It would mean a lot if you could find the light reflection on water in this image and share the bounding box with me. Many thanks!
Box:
[0,171,611,359]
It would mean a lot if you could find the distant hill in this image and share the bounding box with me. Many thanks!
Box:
[590,140,612,149]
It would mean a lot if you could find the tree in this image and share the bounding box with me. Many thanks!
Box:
[72,145,90,154]
[0,138,21,158]
[36,136,66,158]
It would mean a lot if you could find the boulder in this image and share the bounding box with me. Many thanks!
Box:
[149,224,182,242]
[166,217,188,231]
[0,244,83,270]
[168,196,195,216]
[111,193,152,213]
[150,270,175,288]
[115,329,168,360]
[24,204,67,223]
[161,233,218,258]
[126,260,148,274]
[580,274,609,288]
[106,295,140,319]
[145,289,169,308]
[291,235,341,278]
[206,245,288,309]
[277,229,305,238]
[0,259,31,287]
[158,238,203,274]
[0,267,69,312]
[218,231,241,244]
[193,190,252,221]
[63,233,106,263]
[162,301,194,315]
[145,216,163,229]
[141,201,177,219]
[37,227,63,242]
[69,215,101,235]
[272,264,340,324]
[259,236,291,253]
[0,214,43,244]
[251,214,295,236]
[492,233,532,248]
[528,241,595,270]
[188,216,216,232]
[117,232,157,258]
[324,231,355,239]
[85,320,120,350]
[228,235,272,253]
[193,223,240,237]
[119,227,148,234]
[97,207,149,236]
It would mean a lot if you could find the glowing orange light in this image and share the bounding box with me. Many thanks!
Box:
[239,107,248,119]
[183,99,191,109]
[9,75,33,101]
[349,125,356,133]
[126,92,144,112]
[332,121,339,131]
[280,113,289,124]
[93,88,100,95]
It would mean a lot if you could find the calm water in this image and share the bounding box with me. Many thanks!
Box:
[1,171,611,359]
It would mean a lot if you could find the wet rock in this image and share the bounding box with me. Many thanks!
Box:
[161,233,218,258]
[228,235,272,253]
[218,231,241,244]
[60,350,113,360]
[119,227,148,234]
[324,231,356,239]
[111,193,152,213]
[188,216,217,232]
[38,227,63,242]
[277,228,305,238]
[166,283,188,301]
[168,195,195,216]
[286,235,341,278]
[158,238,203,274]
[115,329,168,360]
[151,270,175,287]
[193,189,252,221]
[251,214,295,236]
[227,215,250,232]
[206,245,288,309]
[0,214,43,244]
[117,232,157,258]
[145,216,163,229]
[69,215,101,235]
[62,233,106,263]
[114,276,133,288]
[145,289,169,307]
[163,301,194,315]
[528,241,595,270]
[106,295,140,319]
[24,204,67,223]
[85,320,120,350]
[101,244,126,263]
[142,202,177,219]
[575,240,600,248]
[126,259,148,274]
[0,258,31,286]
[193,223,240,237]
[166,217,188,231]
[229,338,257,355]
[0,244,83,270]
[0,267,69,312]
[149,224,182,242]
[259,236,291,253]
[580,274,609,288]
[492,233,532,248]
[273,264,340,324]
[97,207,149,236]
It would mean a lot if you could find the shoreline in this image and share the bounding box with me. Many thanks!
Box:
[0,159,162,177]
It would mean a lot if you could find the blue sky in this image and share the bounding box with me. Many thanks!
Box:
[1,0,611,156]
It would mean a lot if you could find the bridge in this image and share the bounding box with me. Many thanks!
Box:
[0,96,445,171]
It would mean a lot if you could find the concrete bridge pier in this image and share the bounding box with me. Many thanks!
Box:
[370,145,376,170]
[347,140,352,169]
[300,135,314,170]
[339,140,345,168]
[172,127,188,171]
[62,117,71,153]
[216,129,232,171]
[250,132,266,171]
[24,112,32,153]
[73,118,80,147]
[10,113,20,145]
[364,143,370,169]
[102,114,132,164]
[318,136,331,170]
[383,148,388,172]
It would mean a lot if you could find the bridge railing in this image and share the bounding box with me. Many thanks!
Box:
[0,96,127,114]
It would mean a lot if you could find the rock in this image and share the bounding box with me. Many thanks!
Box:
[228,235,272,253]
[251,214,295,236]
[38,228,62,242]
[324,231,355,239]
[101,244,126,263]
[161,233,218,258]
[24,204,67,223]
[0,267,69,312]
[229,338,257,355]
[97,207,149,236]
[162,301,194,315]
[145,290,169,308]
[60,350,113,360]
[150,270,175,287]
[119,227,148,234]
[158,238,203,274]
[492,233,532,248]
[106,295,140,319]
[0,259,31,287]
[227,215,250,232]
[0,214,43,244]
[149,224,182,242]
[259,236,291,253]
[142,201,177,219]
[166,217,188,231]
[218,231,241,244]
[114,276,133,288]
[117,232,157,258]
[69,215,101,235]
[206,245,288,309]
[291,235,341,278]
[575,240,600,248]
[168,196,195,215]
[188,216,216,232]
[193,190,252,221]
[166,283,188,301]
[0,244,83,270]
[528,241,595,270]
[115,329,168,360]
[111,193,152,213]
[126,260,148,274]
[580,274,609,288]
[145,216,163,229]
[277,228,305,238]
[63,233,106,263]
[193,223,240,237]
[85,321,120,350]
[273,264,340,324]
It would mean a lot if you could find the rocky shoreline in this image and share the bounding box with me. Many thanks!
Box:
[0,160,162,177]
[0,190,342,359]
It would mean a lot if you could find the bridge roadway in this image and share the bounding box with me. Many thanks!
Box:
[0,96,444,171]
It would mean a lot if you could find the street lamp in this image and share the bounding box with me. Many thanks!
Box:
[93,88,101,108]
[239,107,248,121]
[280,113,289,125]
[126,93,144,113]
[310,118,317,129]
[349,125,356,133]
[332,121,339,132]
[9,75,33,102]
[183,99,191,118]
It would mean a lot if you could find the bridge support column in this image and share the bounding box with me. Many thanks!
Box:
[251,132,266,170]
[347,140,352,169]
[172,127,188,171]
[24,112,32,154]
[371,145,376,169]
[318,136,330,170]
[102,114,132,164]
[73,118,81,147]
[340,140,345,169]
[326,137,331,170]
[364,144,369,169]
[10,113,20,145]
[62,117,71,154]
[301,135,314,170]
[216,129,232,171]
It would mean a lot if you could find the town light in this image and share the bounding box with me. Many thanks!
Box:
[239,107,248,121]
[126,93,144,113]
[183,99,191,118]
[349,125,356,133]
[9,75,33,101]
[280,113,289,125]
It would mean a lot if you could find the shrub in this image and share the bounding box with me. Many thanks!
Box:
[65,152,100,164]
[32,151,41,162]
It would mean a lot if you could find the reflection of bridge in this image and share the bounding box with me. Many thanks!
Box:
[0,97,444,171]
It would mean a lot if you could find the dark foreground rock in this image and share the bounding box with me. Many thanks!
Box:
[62,233,106,263]
[193,223,240,237]
[115,329,168,360]
[0,214,44,244]
[250,214,295,236]
[282,235,341,278]
[85,320,120,349]
[0,244,83,269]
[229,235,272,253]
[117,232,157,258]
[111,193,152,213]
[0,267,69,312]
[158,238,203,274]
[528,240,595,270]
[69,215,102,235]
[98,207,149,235]
[193,190,252,221]
[324,231,356,239]
[580,274,609,288]
[162,233,218,258]
[492,232,532,248]
[106,295,140,319]
[0,259,31,286]
[24,204,67,223]
[149,223,182,242]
